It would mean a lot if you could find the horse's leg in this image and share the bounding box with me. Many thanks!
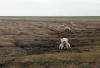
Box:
[67,42,71,48]
[59,43,63,49]
[65,41,71,48]
[59,44,61,49]
[61,43,64,49]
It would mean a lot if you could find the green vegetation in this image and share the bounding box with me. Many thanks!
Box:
[0,16,100,21]
[13,52,100,63]
[1,51,100,64]
[1,51,100,68]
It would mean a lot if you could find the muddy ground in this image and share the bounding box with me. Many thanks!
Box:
[0,17,100,68]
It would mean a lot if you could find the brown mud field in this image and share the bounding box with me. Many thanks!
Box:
[0,17,100,68]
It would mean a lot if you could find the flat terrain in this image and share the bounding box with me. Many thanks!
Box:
[0,16,100,68]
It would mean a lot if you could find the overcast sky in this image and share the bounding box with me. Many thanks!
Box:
[0,0,100,16]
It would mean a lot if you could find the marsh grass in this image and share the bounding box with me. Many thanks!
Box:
[13,51,100,63]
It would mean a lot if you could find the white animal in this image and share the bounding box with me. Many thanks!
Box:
[59,38,71,49]
[64,26,71,31]
[61,25,71,31]
[70,21,77,26]
[70,21,81,30]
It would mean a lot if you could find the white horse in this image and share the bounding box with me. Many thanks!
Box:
[60,24,71,31]
[70,21,77,26]
[58,25,71,49]
[70,21,82,30]
[59,38,71,49]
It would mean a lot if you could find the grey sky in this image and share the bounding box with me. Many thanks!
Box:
[0,0,100,16]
